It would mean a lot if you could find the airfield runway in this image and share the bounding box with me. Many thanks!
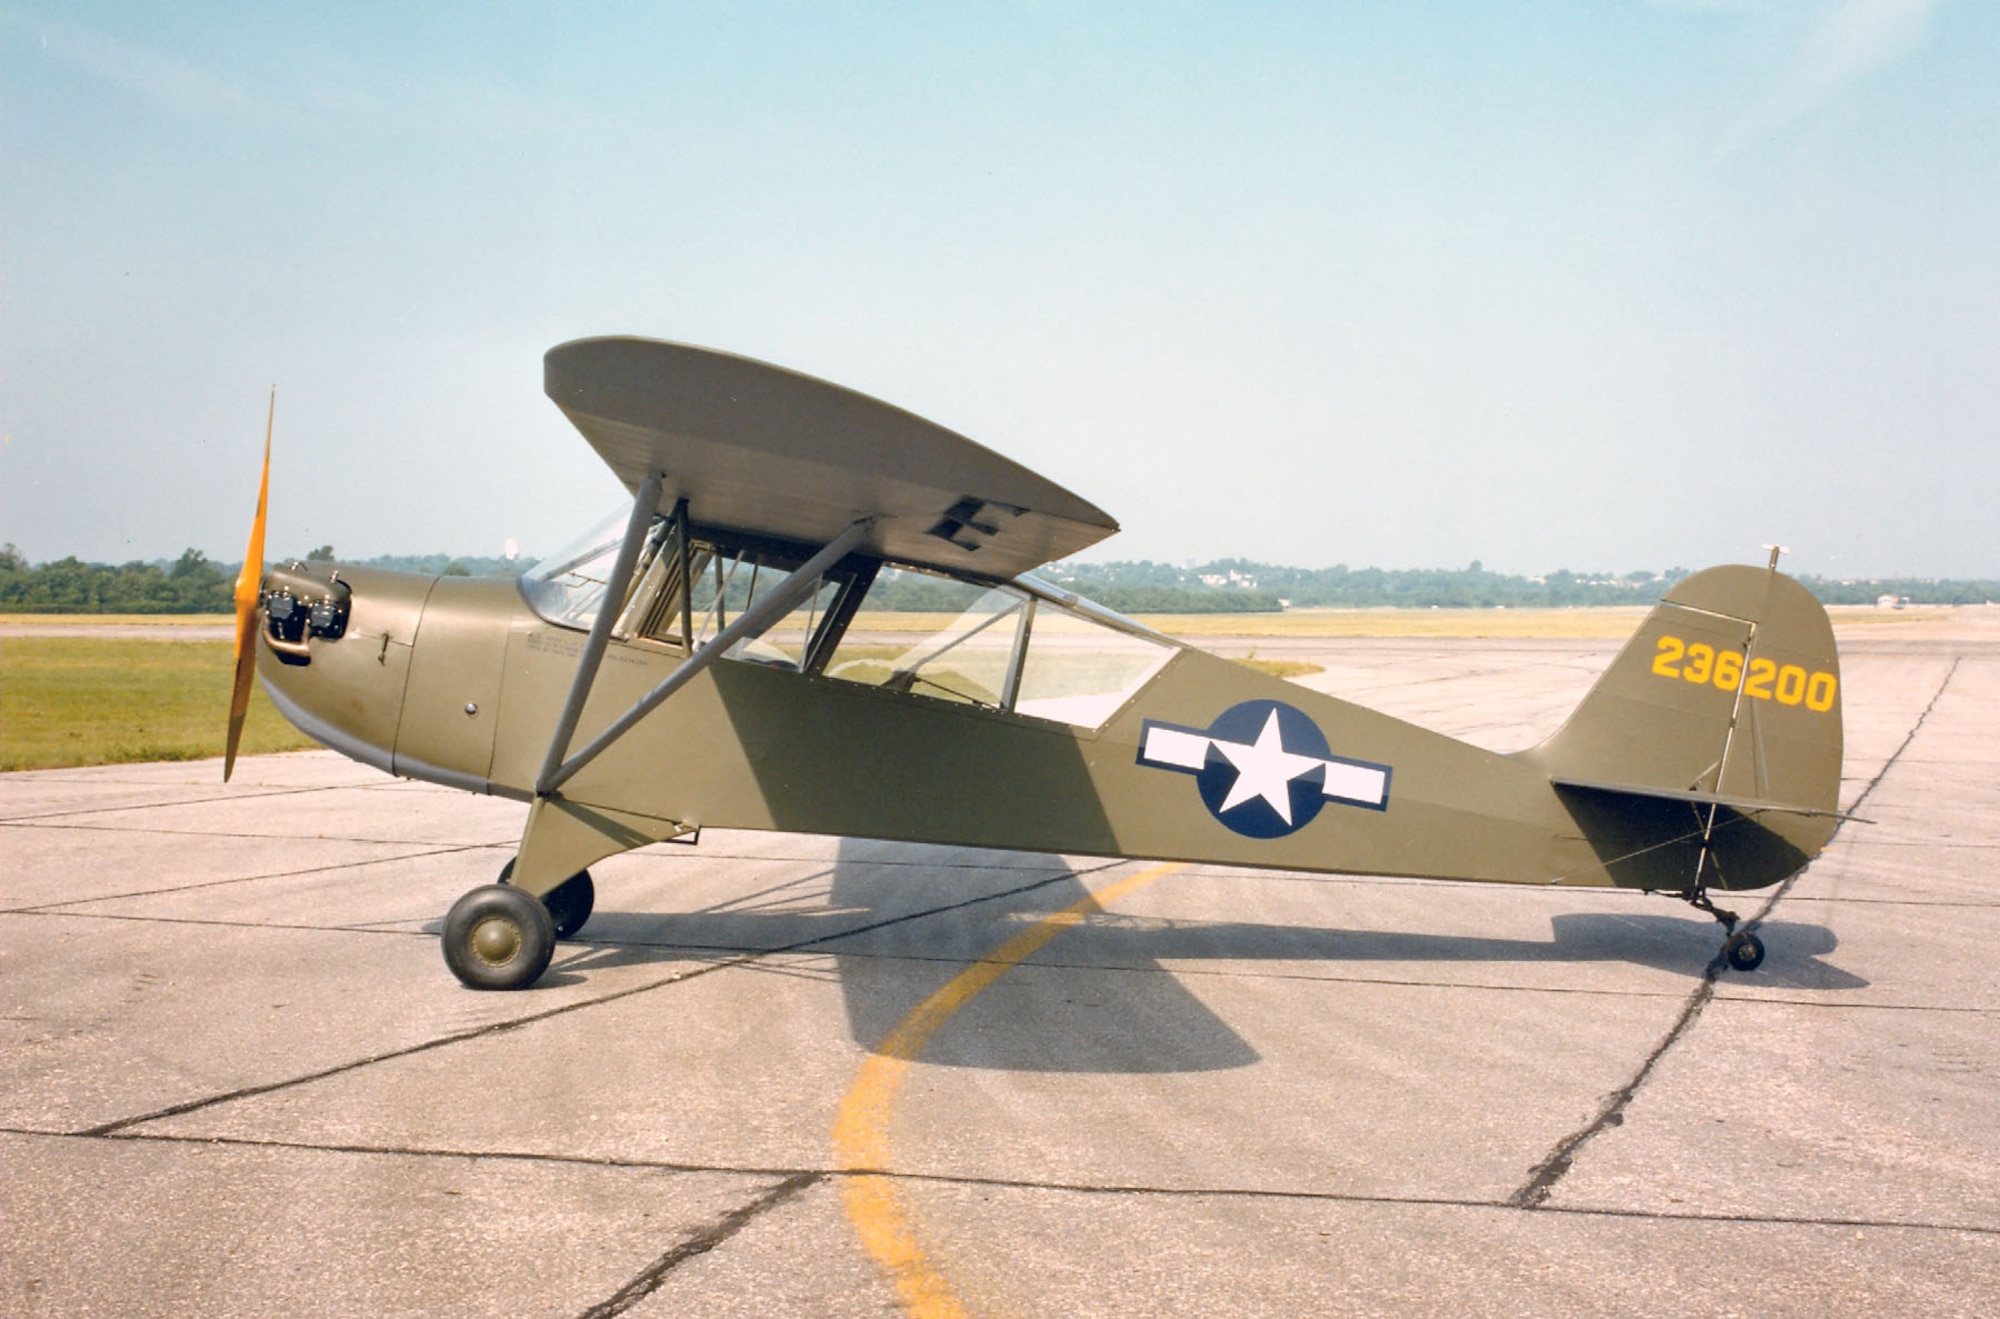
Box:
[4,620,1997,1317]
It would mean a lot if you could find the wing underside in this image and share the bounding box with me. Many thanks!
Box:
[545,337,1119,578]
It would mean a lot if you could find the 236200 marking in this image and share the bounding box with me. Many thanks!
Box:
[1651,635,1835,712]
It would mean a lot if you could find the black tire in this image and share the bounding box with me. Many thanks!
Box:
[542,870,595,940]
[497,861,596,940]
[442,883,555,990]
[1724,931,1766,973]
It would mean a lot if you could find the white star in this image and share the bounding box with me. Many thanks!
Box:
[1212,710,1323,824]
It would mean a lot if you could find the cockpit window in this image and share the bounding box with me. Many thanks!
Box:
[522,508,862,670]
[524,510,1178,728]
[692,547,844,670]
[825,574,1031,709]
[1011,602,1175,726]
[825,566,1177,728]
[519,507,640,631]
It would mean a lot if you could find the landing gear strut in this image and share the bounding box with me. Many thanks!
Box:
[1679,885,1765,972]
[496,860,596,940]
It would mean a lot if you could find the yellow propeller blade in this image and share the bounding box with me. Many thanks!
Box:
[224,388,274,782]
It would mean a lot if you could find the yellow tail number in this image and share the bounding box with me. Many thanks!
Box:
[1652,636,1835,713]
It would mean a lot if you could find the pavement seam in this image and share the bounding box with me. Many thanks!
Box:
[11,1127,1992,1240]
[0,842,510,914]
[1506,657,1962,1211]
[0,780,406,824]
[574,1172,824,1319]
[73,861,1124,1138]
[2,910,449,936]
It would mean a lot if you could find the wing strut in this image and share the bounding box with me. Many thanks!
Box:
[537,515,875,797]
[535,472,666,795]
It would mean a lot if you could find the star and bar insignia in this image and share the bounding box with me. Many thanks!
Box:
[1136,699,1391,839]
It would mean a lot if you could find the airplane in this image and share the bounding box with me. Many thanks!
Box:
[223,336,1850,991]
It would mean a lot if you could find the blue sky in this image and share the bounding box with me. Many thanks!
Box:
[4,1,1994,577]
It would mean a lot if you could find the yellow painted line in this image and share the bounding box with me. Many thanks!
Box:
[831,862,1185,1318]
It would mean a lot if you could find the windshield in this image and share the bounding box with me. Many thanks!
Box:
[519,506,656,630]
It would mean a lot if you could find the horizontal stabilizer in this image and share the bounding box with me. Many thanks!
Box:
[1551,777,1868,824]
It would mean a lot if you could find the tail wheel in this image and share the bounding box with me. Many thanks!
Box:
[1723,931,1766,973]
[496,861,596,940]
[442,884,555,990]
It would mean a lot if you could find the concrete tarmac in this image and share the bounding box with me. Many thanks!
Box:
[4,625,1996,1317]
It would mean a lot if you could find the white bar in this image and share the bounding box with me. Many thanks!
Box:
[1321,760,1387,807]
[1142,725,1212,771]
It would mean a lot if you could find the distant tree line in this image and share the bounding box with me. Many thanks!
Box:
[1046,559,2000,610]
[0,545,523,614]
[4,544,1994,614]
[0,546,238,613]
[1044,559,1689,611]
[1792,576,2000,606]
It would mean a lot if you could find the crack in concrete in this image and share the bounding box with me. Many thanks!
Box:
[574,1172,824,1318]
[0,780,393,823]
[1506,657,1962,1210]
[8,1127,1991,1240]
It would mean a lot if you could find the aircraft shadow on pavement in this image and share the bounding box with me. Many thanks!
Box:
[510,838,1865,1075]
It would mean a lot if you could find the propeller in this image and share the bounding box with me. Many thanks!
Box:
[224,389,274,782]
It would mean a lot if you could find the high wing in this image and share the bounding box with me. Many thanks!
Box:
[545,337,1119,580]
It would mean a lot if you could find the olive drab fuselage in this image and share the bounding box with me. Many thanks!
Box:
[257,560,1840,904]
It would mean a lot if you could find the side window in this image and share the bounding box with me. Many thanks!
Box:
[821,564,1176,728]
[1013,606,1174,728]
[635,544,839,670]
[826,574,1030,709]
[616,524,696,645]
[525,510,855,672]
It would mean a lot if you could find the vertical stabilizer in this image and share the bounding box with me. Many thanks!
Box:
[1517,564,1844,890]
[1522,564,1842,808]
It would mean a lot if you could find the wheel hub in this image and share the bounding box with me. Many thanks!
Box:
[470,916,523,967]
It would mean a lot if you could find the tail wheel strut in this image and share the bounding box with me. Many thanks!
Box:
[1679,880,1766,973]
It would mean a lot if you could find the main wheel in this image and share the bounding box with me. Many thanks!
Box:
[442,884,556,990]
[496,861,596,940]
[1723,930,1766,973]
[542,870,595,939]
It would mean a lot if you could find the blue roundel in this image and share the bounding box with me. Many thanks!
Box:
[1194,700,1333,839]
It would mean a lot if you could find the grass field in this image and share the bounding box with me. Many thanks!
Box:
[0,614,237,627]
[1,638,319,772]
